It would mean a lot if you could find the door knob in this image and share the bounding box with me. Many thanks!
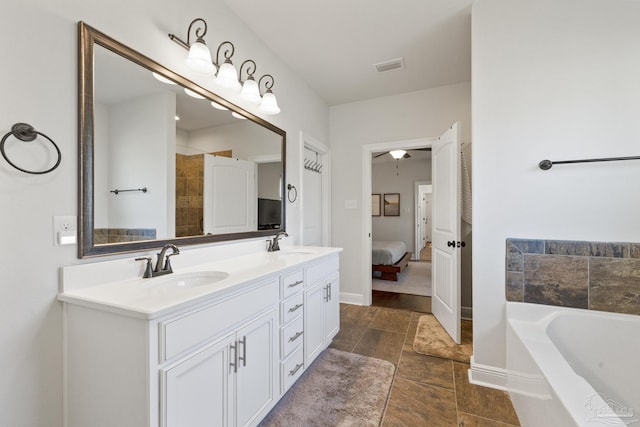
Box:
[447,240,466,248]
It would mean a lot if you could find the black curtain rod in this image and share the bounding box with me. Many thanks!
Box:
[539,156,640,170]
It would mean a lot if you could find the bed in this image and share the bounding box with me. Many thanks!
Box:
[372,240,412,281]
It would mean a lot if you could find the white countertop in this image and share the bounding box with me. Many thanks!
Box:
[58,246,341,320]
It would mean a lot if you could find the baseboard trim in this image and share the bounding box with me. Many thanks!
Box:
[339,292,365,305]
[468,356,508,391]
[461,306,472,320]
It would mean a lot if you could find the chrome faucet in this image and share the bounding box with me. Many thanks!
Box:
[267,232,288,252]
[135,244,180,278]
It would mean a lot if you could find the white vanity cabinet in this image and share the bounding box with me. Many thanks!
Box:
[161,308,278,427]
[304,255,340,366]
[60,248,341,427]
[64,276,279,427]
[278,269,306,394]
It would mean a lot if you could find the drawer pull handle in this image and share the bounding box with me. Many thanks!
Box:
[289,363,304,377]
[288,280,304,288]
[288,303,303,313]
[288,331,303,342]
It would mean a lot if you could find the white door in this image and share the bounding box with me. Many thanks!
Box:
[203,155,256,234]
[302,165,322,245]
[431,123,461,343]
[424,193,432,242]
[304,281,325,365]
[235,310,277,427]
[162,334,233,427]
[324,275,340,342]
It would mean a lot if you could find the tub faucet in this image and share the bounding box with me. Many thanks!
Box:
[135,244,180,278]
[267,232,288,252]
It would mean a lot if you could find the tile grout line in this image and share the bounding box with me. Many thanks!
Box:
[452,360,460,425]
[379,308,411,426]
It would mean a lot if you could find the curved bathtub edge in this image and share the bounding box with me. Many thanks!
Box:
[506,302,627,427]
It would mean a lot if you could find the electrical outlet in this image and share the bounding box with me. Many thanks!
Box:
[53,216,77,245]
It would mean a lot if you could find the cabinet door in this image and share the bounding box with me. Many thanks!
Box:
[324,276,340,343]
[163,334,234,427]
[304,282,325,365]
[235,309,278,427]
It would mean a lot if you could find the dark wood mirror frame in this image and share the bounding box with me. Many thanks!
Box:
[78,22,287,258]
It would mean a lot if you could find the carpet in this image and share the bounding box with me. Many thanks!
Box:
[413,314,473,363]
[372,261,432,297]
[259,349,395,427]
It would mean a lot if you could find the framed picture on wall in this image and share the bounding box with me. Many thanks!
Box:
[372,194,381,216]
[383,193,400,216]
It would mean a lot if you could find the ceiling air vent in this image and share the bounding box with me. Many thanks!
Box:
[373,57,405,73]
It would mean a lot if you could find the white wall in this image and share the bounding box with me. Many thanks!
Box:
[258,162,282,200]
[185,120,281,159]
[472,0,640,377]
[0,0,328,425]
[372,157,431,254]
[330,82,471,302]
[108,92,175,236]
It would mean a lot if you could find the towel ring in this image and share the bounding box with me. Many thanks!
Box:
[0,123,62,175]
[287,184,298,203]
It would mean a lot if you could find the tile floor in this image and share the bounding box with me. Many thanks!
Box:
[330,302,520,427]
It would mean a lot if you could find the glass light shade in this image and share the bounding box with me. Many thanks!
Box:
[210,101,228,110]
[240,78,261,104]
[389,150,407,159]
[259,91,281,115]
[152,72,176,85]
[216,62,241,91]
[186,40,215,74]
[231,112,246,120]
[184,88,205,99]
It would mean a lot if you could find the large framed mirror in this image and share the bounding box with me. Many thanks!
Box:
[78,22,286,258]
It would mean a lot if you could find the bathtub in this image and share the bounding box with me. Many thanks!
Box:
[506,302,640,427]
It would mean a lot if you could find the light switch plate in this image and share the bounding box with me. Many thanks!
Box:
[344,200,357,210]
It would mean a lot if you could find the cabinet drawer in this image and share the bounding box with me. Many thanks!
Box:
[281,292,304,325]
[160,278,278,361]
[305,255,339,287]
[280,269,304,299]
[281,346,304,393]
[281,315,304,358]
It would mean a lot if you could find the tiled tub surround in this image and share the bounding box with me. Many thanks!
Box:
[94,227,156,244]
[506,239,640,315]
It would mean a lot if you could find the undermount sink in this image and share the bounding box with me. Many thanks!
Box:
[145,271,229,291]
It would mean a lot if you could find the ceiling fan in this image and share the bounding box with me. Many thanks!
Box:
[373,147,431,159]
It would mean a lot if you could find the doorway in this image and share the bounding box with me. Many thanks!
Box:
[414,182,432,260]
[300,132,331,246]
[362,137,435,307]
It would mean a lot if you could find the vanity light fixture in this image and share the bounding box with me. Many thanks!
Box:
[238,60,261,104]
[168,18,216,74]
[389,150,407,160]
[258,74,281,115]
[169,19,281,113]
[214,41,241,91]
[231,111,246,120]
